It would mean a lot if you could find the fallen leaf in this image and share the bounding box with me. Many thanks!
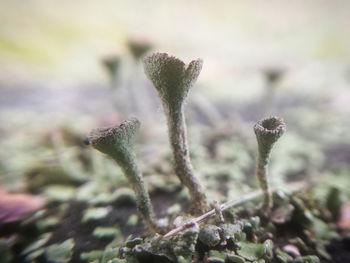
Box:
[0,187,43,224]
[283,244,300,257]
[338,201,350,229]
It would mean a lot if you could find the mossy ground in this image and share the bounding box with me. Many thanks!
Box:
[0,105,349,262]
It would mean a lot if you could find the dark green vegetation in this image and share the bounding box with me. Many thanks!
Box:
[1,51,350,263]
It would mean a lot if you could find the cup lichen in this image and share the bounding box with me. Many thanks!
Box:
[254,116,286,215]
[143,52,208,214]
[87,118,160,233]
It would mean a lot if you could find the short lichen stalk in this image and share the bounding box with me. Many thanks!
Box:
[254,116,286,215]
[87,118,160,233]
[101,55,121,89]
[261,67,284,116]
[143,53,208,214]
[127,38,152,61]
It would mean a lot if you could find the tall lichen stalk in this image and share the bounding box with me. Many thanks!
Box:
[143,53,208,214]
[254,116,286,215]
[87,118,160,232]
[168,105,206,213]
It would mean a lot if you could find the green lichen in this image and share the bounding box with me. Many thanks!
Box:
[127,214,139,226]
[276,249,293,263]
[25,248,45,262]
[226,254,247,263]
[326,186,342,220]
[254,116,286,215]
[21,233,52,256]
[198,224,221,247]
[80,250,103,262]
[144,52,207,214]
[88,118,160,232]
[36,216,60,232]
[82,207,110,223]
[172,224,199,259]
[45,238,74,263]
[93,227,121,239]
[236,239,274,261]
[125,238,143,248]
[221,223,244,242]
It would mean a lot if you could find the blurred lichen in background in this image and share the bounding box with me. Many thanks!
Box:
[1,0,349,186]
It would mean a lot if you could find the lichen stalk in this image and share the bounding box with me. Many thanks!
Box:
[254,116,286,215]
[143,52,208,214]
[115,152,156,232]
[256,158,272,215]
[87,118,159,233]
[167,106,207,214]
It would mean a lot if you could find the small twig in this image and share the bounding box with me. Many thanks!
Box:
[163,181,308,238]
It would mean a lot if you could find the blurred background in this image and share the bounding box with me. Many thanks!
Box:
[1,0,350,196]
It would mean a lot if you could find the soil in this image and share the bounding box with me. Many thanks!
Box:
[8,189,189,263]
[327,238,350,263]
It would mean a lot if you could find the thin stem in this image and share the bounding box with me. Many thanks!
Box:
[88,119,161,233]
[163,181,307,239]
[143,53,207,215]
[115,154,158,232]
[167,105,207,214]
[254,116,286,216]
[257,158,272,214]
